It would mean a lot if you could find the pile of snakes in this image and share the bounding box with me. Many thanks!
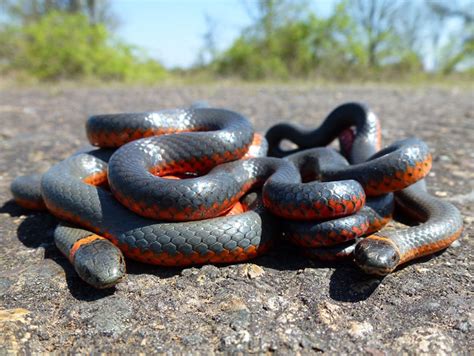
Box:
[10,102,463,288]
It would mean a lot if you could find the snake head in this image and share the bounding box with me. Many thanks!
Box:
[354,236,400,275]
[73,240,126,289]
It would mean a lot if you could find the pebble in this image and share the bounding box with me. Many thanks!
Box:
[199,264,221,279]
[220,297,249,312]
[220,330,251,350]
[348,321,374,338]
[450,240,461,248]
[317,301,343,330]
[245,264,265,279]
[0,308,30,323]
[394,327,454,354]
[437,155,452,162]
[454,319,472,333]
[264,296,281,311]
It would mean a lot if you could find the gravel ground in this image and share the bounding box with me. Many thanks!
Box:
[0,85,472,354]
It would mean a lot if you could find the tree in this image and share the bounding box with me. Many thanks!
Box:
[214,0,320,79]
[428,0,474,73]
[196,13,219,67]
[0,0,118,29]
[346,0,400,68]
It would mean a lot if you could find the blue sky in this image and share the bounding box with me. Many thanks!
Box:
[115,0,336,68]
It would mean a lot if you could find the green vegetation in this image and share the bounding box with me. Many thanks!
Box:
[0,1,166,83]
[211,0,473,81]
[0,0,472,84]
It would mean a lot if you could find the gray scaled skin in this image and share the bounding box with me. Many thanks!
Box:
[354,180,463,275]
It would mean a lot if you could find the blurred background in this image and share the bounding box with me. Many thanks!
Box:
[0,0,473,84]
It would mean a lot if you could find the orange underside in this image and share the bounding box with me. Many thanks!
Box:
[367,225,462,267]
[291,220,370,248]
[88,127,198,147]
[365,156,432,196]
[267,194,366,221]
[288,211,391,249]
[83,171,109,189]
[398,227,463,264]
[14,197,46,211]
[120,240,271,266]
[365,215,392,235]
[84,130,264,222]
[50,165,260,265]
[48,199,268,266]
[242,133,264,159]
[112,173,255,221]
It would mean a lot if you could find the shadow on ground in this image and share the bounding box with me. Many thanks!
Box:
[1,199,383,303]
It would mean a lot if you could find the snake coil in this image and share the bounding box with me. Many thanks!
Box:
[10,102,462,287]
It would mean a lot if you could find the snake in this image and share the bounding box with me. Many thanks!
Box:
[11,108,279,287]
[354,179,463,275]
[265,102,381,163]
[265,102,463,274]
[9,106,374,288]
[10,103,463,287]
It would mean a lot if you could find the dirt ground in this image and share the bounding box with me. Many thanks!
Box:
[0,85,472,354]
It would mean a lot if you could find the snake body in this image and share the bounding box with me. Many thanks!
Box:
[265,102,462,274]
[354,180,463,274]
[10,106,372,286]
[265,102,381,163]
[10,103,463,286]
[11,108,284,287]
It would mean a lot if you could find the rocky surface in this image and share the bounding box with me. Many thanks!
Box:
[0,85,472,354]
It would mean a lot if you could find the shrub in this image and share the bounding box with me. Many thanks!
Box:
[0,11,166,82]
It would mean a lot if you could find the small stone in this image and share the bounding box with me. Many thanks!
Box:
[450,240,461,248]
[37,331,49,341]
[180,268,199,277]
[454,319,472,333]
[243,264,265,279]
[199,264,221,279]
[0,308,30,323]
[394,327,454,354]
[463,216,474,225]
[229,309,251,331]
[154,324,165,330]
[435,191,448,197]
[220,330,251,350]
[20,332,31,342]
[196,273,207,285]
[318,301,343,331]
[300,335,324,351]
[264,296,280,311]
[437,155,451,162]
[220,297,249,312]
[348,321,373,338]
[182,333,205,346]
